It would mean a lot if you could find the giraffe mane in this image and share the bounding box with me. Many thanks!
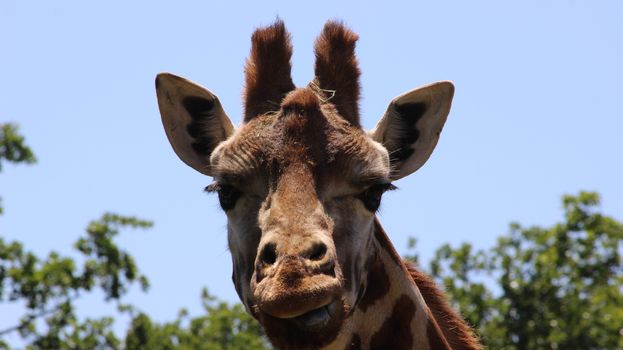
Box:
[405,263,483,350]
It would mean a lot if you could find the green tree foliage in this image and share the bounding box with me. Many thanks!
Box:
[123,289,271,350]
[0,124,271,349]
[416,192,623,349]
[0,123,36,214]
[0,123,36,170]
[0,213,152,349]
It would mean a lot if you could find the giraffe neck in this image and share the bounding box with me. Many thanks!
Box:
[325,220,452,350]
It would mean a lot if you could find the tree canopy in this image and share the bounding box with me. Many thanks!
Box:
[412,191,623,350]
[0,123,271,349]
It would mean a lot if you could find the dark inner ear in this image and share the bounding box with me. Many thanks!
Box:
[388,102,428,163]
[183,96,221,156]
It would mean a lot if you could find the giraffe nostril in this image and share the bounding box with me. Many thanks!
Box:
[308,243,327,262]
[259,243,278,265]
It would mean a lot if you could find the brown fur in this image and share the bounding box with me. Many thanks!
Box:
[244,20,296,120]
[357,252,390,313]
[427,317,454,350]
[406,264,483,350]
[346,334,362,350]
[313,21,361,127]
[280,89,326,157]
[369,294,417,349]
[371,221,454,348]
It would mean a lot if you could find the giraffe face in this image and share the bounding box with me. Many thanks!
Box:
[209,88,392,344]
[156,20,455,349]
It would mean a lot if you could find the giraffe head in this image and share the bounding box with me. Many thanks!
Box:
[156,20,454,349]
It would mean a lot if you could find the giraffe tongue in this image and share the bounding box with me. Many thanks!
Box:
[293,305,331,329]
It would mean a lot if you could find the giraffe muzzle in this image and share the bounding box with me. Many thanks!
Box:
[252,270,341,319]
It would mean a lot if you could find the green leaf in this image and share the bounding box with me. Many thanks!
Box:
[417,191,623,349]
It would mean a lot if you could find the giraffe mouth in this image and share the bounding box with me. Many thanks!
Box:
[290,299,339,330]
[255,297,347,348]
[252,273,342,321]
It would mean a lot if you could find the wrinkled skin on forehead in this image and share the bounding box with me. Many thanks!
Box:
[210,89,391,345]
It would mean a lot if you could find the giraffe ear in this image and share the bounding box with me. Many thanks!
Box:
[370,81,454,180]
[156,73,235,176]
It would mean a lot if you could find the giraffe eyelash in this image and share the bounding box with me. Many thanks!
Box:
[204,182,221,193]
[365,182,398,193]
[379,183,398,192]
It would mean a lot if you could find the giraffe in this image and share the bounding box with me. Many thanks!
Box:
[156,20,482,350]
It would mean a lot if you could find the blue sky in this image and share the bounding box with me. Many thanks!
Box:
[1,0,622,341]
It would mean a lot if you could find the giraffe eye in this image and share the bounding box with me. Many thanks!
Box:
[217,185,241,211]
[359,183,397,212]
[205,183,241,211]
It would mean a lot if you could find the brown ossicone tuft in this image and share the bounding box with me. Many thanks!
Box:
[313,20,361,127]
[244,20,296,121]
